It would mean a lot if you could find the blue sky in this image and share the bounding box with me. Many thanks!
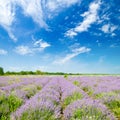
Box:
[0,0,120,73]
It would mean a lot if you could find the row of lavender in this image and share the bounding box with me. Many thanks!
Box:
[0,76,120,120]
[68,76,120,119]
[0,76,50,120]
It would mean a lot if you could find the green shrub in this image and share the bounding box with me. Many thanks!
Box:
[94,92,117,99]
[0,94,23,120]
[64,74,68,79]
[73,81,80,86]
[105,100,120,119]
[82,86,93,96]
[63,92,83,109]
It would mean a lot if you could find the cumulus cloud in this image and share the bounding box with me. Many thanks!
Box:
[101,24,117,34]
[65,0,101,37]
[0,49,8,55]
[54,46,91,64]
[33,39,51,50]
[65,29,77,38]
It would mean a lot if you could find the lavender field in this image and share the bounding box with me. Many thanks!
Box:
[0,75,120,120]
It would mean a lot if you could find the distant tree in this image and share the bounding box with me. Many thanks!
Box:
[0,67,4,75]
[20,71,27,75]
[36,70,43,75]
[28,71,35,75]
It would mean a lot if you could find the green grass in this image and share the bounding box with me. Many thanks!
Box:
[94,92,118,99]
[19,108,58,120]
[70,107,109,120]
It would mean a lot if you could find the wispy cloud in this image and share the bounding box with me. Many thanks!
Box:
[15,39,51,55]
[65,0,101,37]
[18,0,48,28]
[54,46,91,64]
[45,0,79,11]
[0,0,79,41]
[110,44,118,48]
[15,45,33,55]
[0,0,17,41]
[0,49,8,55]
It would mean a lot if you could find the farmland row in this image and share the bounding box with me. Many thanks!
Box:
[0,76,120,120]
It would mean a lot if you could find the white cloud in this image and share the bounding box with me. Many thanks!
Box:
[72,47,91,53]
[0,49,8,55]
[34,39,51,50]
[0,0,15,27]
[45,0,79,12]
[0,0,47,41]
[65,0,101,37]
[65,29,77,38]
[0,0,79,41]
[101,24,117,34]
[15,45,33,55]
[54,46,91,64]
[15,39,51,55]
[5,27,17,41]
[101,24,109,33]
[0,0,17,41]
[18,0,48,28]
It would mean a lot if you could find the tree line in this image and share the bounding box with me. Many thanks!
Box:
[0,67,113,76]
[0,67,78,75]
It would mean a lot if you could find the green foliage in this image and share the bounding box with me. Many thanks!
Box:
[73,81,80,86]
[0,67,4,75]
[94,92,118,99]
[70,107,108,120]
[82,86,93,96]
[113,90,120,94]
[36,70,44,75]
[0,94,23,120]
[71,109,84,120]
[64,74,68,79]
[105,100,120,119]
[20,109,57,120]
[63,92,83,109]
[21,85,41,99]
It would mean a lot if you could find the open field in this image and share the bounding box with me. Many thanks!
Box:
[0,75,120,120]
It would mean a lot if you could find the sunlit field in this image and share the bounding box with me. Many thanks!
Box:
[0,75,120,120]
